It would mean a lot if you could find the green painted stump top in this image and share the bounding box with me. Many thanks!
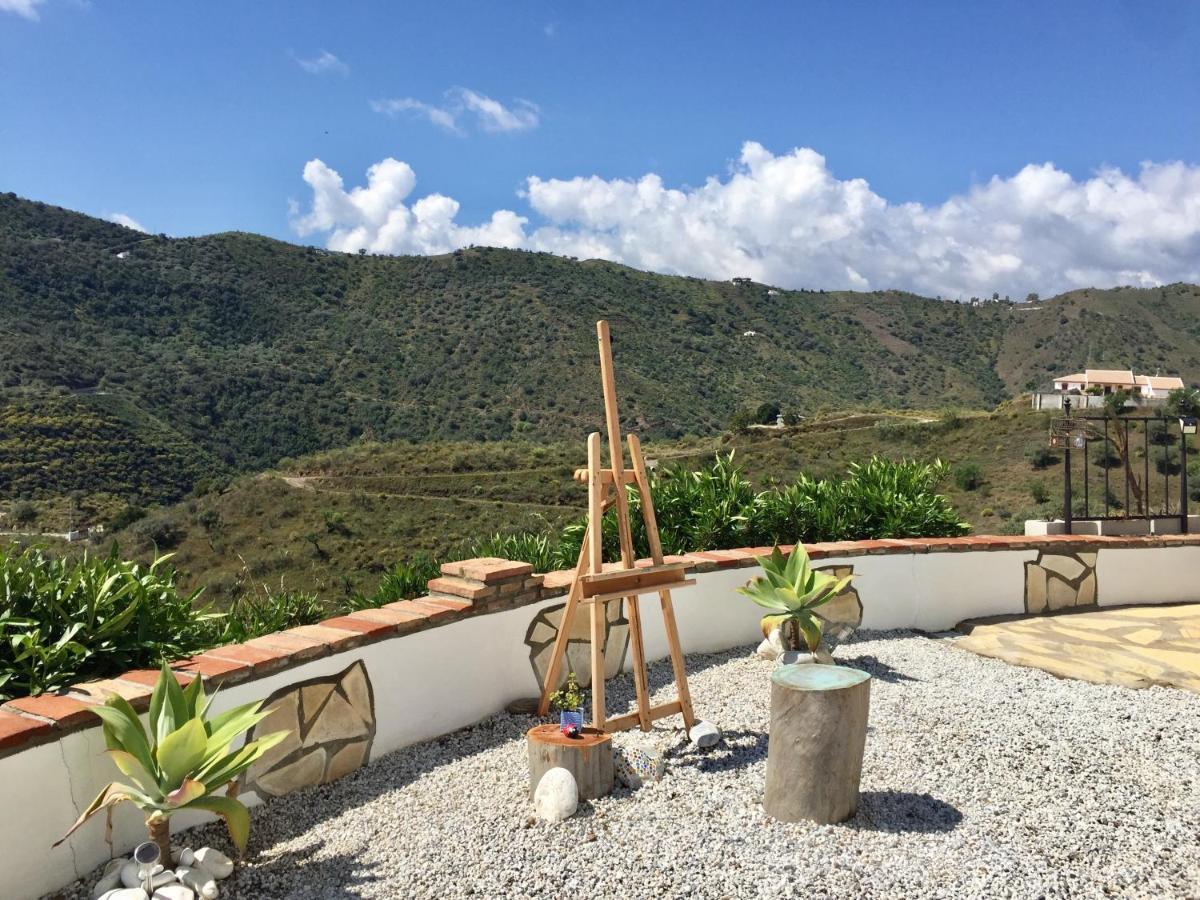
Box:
[771,663,870,692]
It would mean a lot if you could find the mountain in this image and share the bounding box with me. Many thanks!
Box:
[2,192,1199,506]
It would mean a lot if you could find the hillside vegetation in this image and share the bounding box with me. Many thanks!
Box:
[6,192,1199,511]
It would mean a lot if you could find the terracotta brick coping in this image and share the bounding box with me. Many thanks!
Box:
[1,534,1196,758]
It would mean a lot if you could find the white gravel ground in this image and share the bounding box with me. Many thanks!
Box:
[58,631,1200,899]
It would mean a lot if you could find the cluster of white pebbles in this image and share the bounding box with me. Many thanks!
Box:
[57,631,1200,899]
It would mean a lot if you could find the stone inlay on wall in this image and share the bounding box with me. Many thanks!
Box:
[1024,550,1098,614]
[814,564,863,650]
[242,660,376,798]
[525,599,630,690]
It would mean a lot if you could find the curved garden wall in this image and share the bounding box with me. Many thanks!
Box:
[3,534,1198,900]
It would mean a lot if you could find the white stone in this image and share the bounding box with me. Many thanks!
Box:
[121,862,174,891]
[176,864,219,899]
[152,886,195,900]
[92,859,127,899]
[533,767,578,822]
[193,847,234,880]
[688,720,722,749]
[756,628,785,660]
[98,890,149,900]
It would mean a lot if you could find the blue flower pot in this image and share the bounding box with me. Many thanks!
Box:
[559,709,584,730]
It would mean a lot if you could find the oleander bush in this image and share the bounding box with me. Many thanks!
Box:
[0,545,216,700]
[502,453,968,568]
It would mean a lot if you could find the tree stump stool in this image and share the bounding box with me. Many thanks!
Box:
[763,664,871,824]
[527,724,614,800]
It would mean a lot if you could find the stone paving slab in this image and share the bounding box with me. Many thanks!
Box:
[956,603,1200,692]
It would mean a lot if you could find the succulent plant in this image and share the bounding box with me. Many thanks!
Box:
[737,544,853,653]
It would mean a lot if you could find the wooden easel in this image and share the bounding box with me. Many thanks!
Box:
[536,320,698,733]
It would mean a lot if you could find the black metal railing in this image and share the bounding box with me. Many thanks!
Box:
[1059,399,1191,533]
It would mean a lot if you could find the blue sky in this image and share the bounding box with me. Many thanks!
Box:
[2,0,1199,296]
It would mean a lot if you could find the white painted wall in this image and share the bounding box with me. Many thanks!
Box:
[4,544,1195,899]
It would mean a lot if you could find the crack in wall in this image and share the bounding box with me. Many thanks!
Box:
[57,736,83,878]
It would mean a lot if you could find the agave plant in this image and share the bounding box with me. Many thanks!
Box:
[736,544,853,653]
[56,663,288,863]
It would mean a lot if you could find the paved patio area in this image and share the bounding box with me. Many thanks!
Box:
[957,603,1200,692]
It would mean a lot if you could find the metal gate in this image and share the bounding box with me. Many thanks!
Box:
[1054,398,1195,533]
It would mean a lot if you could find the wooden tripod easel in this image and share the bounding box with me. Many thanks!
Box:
[536,320,697,733]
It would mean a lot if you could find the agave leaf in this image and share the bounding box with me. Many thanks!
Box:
[807,575,853,609]
[182,670,206,720]
[53,781,148,847]
[759,613,791,638]
[775,586,805,612]
[157,718,208,788]
[182,794,251,855]
[795,613,824,652]
[92,699,155,782]
[159,665,189,747]
[197,730,289,790]
[204,703,274,756]
[165,777,206,808]
[105,749,161,799]
[736,580,789,612]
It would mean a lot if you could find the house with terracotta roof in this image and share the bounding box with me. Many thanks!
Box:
[1135,374,1185,399]
[1050,368,1185,399]
[1052,369,1136,394]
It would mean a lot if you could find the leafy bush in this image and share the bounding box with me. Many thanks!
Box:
[1029,481,1051,504]
[1027,445,1060,470]
[352,554,442,607]
[953,463,984,491]
[0,546,216,699]
[482,454,968,569]
[218,588,326,644]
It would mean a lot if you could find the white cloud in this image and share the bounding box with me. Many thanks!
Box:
[370,98,462,135]
[452,88,539,133]
[295,50,348,76]
[290,157,526,255]
[106,212,147,232]
[291,144,1200,297]
[0,0,47,20]
[371,88,539,135]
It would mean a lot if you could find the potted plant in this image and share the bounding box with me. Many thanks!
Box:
[737,544,853,661]
[56,663,289,864]
[548,671,586,735]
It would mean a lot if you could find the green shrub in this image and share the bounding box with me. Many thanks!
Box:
[357,554,442,606]
[953,463,984,491]
[218,588,326,644]
[1029,481,1051,504]
[1027,445,1059,470]
[0,546,216,700]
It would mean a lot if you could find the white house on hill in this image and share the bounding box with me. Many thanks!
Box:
[1051,368,1184,398]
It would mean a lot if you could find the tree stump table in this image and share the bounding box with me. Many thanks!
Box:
[763,663,871,824]
[527,724,614,800]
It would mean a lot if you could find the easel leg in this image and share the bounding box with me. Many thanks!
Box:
[590,591,606,730]
[535,525,589,717]
[624,595,653,731]
[657,590,696,730]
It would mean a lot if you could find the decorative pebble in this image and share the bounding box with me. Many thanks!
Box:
[91,858,126,899]
[119,862,174,891]
[175,864,218,899]
[151,886,195,900]
[59,632,1200,898]
[532,767,578,822]
[687,719,721,749]
[192,848,234,880]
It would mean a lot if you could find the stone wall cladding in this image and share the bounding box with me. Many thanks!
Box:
[1,533,1197,758]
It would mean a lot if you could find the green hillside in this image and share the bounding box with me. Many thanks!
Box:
[3,192,1200,512]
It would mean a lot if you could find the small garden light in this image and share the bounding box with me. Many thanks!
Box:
[1179,416,1198,435]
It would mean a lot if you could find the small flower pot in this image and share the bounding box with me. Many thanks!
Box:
[559,709,584,731]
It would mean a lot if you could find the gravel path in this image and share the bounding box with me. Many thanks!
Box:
[60,631,1200,899]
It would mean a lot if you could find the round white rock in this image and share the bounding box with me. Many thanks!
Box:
[533,766,578,822]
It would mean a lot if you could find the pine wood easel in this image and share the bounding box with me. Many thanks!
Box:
[536,320,697,733]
